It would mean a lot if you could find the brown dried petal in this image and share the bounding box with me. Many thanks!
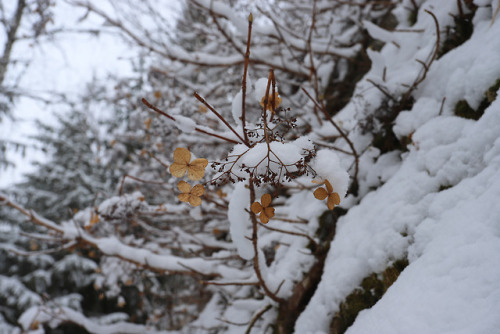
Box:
[259,213,270,224]
[189,196,202,207]
[331,192,341,206]
[191,158,209,168]
[327,197,336,210]
[261,193,272,207]
[264,207,275,219]
[251,202,263,214]
[170,162,188,178]
[173,147,191,164]
[187,163,207,181]
[177,180,191,193]
[324,179,333,193]
[191,184,205,197]
[260,92,282,111]
[178,193,190,203]
[314,187,328,200]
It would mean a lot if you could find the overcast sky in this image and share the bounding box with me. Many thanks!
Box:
[0,0,181,188]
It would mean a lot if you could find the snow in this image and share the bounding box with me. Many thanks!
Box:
[347,131,500,334]
[173,115,197,133]
[311,149,350,200]
[227,182,253,260]
[294,1,500,333]
[254,77,272,103]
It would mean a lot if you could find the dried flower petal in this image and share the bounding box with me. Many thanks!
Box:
[177,180,191,193]
[191,184,205,197]
[263,207,275,219]
[170,163,188,178]
[324,179,333,193]
[331,192,340,206]
[259,213,270,224]
[174,147,191,162]
[187,158,209,180]
[260,92,282,112]
[314,187,328,200]
[314,179,341,210]
[251,201,263,214]
[250,193,274,224]
[178,193,190,203]
[261,193,272,207]
[189,196,202,207]
[169,147,208,180]
[177,181,204,207]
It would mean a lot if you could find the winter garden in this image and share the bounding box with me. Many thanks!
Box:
[1,0,500,333]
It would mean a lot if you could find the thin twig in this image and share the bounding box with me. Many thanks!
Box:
[248,178,286,304]
[245,304,273,334]
[366,79,396,101]
[194,92,249,146]
[302,88,359,190]
[439,96,446,116]
[201,280,259,286]
[142,98,240,145]
[241,13,253,144]
[258,222,318,249]
[119,174,166,195]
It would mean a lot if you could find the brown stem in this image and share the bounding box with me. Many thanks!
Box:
[248,178,286,304]
[245,304,273,334]
[0,194,63,233]
[119,174,166,195]
[258,222,318,249]
[302,88,359,191]
[141,98,240,145]
[194,92,249,146]
[402,9,440,103]
[241,14,253,144]
[201,280,259,286]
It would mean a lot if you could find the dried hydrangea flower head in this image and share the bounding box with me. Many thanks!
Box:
[314,179,341,210]
[169,147,208,181]
[177,181,205,207]
[251,193,275,224]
